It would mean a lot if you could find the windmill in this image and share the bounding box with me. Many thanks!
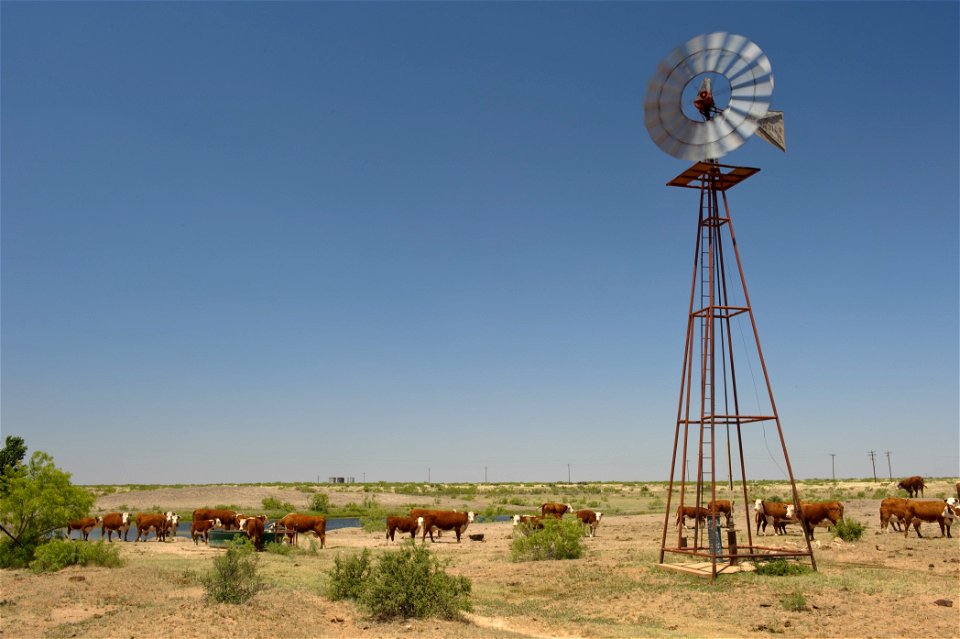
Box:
[643,32,815,578]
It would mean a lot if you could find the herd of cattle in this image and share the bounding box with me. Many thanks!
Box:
[64,502,603,548]
[65,477,960,548]
[677,477,960,540]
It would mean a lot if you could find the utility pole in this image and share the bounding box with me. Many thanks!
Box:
[567,463,571,483]
[868,451,877,482]
[830,454,836,482]
[428,468,431,484]
[484,466,488,483]
[885,452,892,480]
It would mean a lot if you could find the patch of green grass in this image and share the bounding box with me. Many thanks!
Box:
[833,517,865,541]
[511,518,584,562]
[753,559,811,576]
[780,591,807,612]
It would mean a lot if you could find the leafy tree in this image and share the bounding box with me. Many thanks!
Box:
[0,451,94,545]
[0,436,27,478]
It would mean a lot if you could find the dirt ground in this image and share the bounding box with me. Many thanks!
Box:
[2,481,958,638]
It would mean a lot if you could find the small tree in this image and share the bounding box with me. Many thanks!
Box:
[0,451,94,544]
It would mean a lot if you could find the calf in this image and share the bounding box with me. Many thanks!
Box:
[575,509,603,537]
[101,512,132,542]
[896,476,925,498]
[790,501,844,541]
[902,500,959,538]
[66,517,102,541]
[191,518,222,545]
[753,499,795,535]
[676,505,710,530]
[277,514,326,548]
[879,497,910,533]
[416,510,474,543]
[135,513,171,542]
[707,500,734,527]
[541,502,573,519]
[512,514,545,535]
[385,516,419,542]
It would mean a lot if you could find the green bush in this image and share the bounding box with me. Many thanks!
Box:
[360,543,471,620]
[327,543,471,620]
[510,517,584,562]
[328,549,372,601]
[832,517,865,542]
[201,540,265,604]
[262,497,295,512]
[30,540,123,573]
[0,540,38,569]
[309,492,330,513]
[754,559,810,576]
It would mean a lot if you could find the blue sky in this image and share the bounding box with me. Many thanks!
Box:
[2,2,957,485]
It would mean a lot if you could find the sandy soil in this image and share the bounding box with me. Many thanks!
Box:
[2,482,958,638]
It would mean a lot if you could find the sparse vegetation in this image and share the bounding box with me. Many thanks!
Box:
[261,496,296,512]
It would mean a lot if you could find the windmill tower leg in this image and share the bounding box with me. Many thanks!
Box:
[658,161,816,578]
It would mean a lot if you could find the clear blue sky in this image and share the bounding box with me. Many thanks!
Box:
[2,2,957,485]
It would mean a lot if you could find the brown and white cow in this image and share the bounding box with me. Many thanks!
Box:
[192,509,239,530]
[163,512,180,537]
[955,481,959,501]
[66,516,102,541]
[896,476,925,498]
[676,505,710,529]
[191,518,222,545]
[879,497,910,533]
[416,510,474,543]
[707,500,734,527]
[385,516,419,542]
[788,501,844,540]
[135,513,171,542]
[276,514,326,548]
[753,500,796,536]
[575,509,603,537]
[541,502,574,519]
[243,516,266,550]
[901,500,960,539]
[101,512,132,542]
[512,514,545,535]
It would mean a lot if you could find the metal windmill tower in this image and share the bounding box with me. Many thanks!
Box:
[643,32,815,578]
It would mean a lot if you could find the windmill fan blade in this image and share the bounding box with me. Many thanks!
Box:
[643,32,777,160]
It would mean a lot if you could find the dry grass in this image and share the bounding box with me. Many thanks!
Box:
[2,479,958,638]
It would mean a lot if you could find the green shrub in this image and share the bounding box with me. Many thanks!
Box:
[262,497,295,512]
[781,591,808,612]
[0,540,39,569]
[359,543,471,620]
[754,559,810,576]
[30,540,123,573]
[328,549,372,601]
[201,540,265,604]
[832,517,865,542]
[264,542,294,556]
[309,492,330,513]
[510,517,584,562]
